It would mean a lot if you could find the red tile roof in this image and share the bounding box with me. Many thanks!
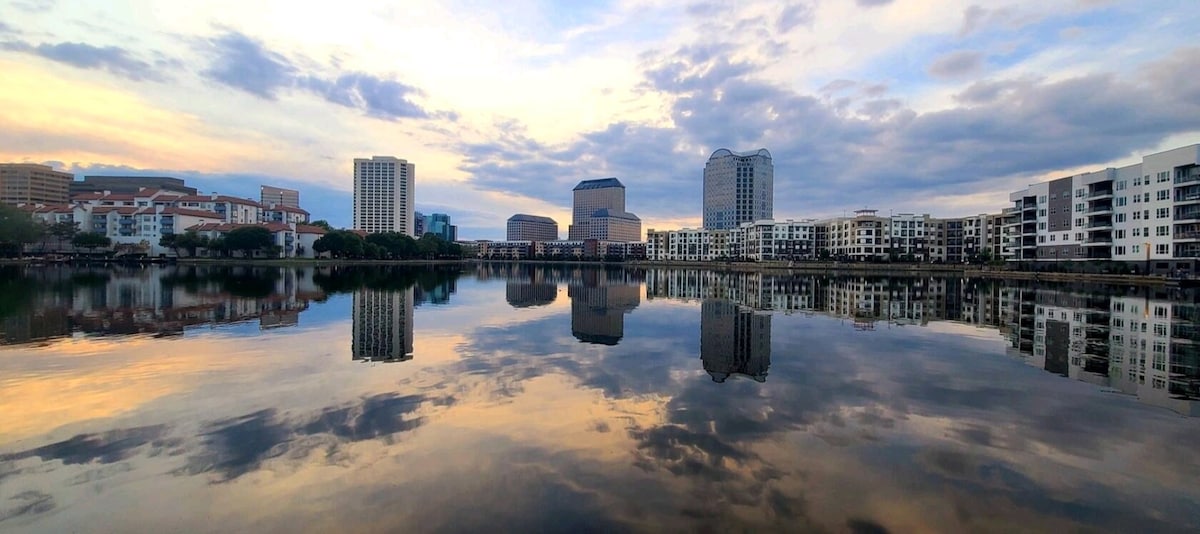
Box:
[295,224,328,235]
[186,222,294,233]
[161,207,223,218]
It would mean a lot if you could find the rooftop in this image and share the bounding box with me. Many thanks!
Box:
[508,214,557,224]
[591,208,641,221]
[708,148,772,160]
[573,177,624,191]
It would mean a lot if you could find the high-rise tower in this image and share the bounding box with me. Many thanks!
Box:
[703,148,773,230]
[353,156,415,235]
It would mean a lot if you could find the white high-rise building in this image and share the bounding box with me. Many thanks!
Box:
[703,148,774,230]
[1005,143,1200,273]
[353,156,415,235]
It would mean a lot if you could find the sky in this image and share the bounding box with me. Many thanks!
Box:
[1,0,1197,240]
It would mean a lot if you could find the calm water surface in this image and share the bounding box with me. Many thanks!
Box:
[1,264,1198,533]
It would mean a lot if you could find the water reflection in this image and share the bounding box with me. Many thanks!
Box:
[2,264,1200,532]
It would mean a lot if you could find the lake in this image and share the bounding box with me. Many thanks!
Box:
[1,264,1198,533]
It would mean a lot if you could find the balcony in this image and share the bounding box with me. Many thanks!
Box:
[1176,172,1200,185]
[1176,209,1200,222]
[1175,189,1200,204]
[1087,205,1113,214]
[1087,220,1113,229]
[1088,190,1114,199]
[1082,237,1113,247]
[1175,231,1200,242]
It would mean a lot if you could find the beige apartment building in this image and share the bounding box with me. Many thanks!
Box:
[0,163,73,205]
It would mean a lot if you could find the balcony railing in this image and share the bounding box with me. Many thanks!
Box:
[1176,192,1200,203]
[1175,231,1200,241]
[1088,206,1113,214]
[1088,190,1114,198]
[1176,173,1200,185]
[1176,211,1200,221]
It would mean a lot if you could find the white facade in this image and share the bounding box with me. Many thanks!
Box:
[353,156,415,236]
[1006,143,1200,271]
[703,148,773,230]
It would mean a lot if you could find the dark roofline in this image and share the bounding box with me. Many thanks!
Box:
[573,177,625,191]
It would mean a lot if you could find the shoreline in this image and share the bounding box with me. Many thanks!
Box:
[1,257,1192,286]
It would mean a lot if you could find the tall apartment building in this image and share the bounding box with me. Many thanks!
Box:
[507,214,559,241]
[703,148,774,230]
[700,299,771,382]
[72,176,197,196]
[0,164,72,205]
[353,156,415,235]
[568,178,641,241]
[260,185,300,208]
[352,286,414,363]
[1006,143,1200,273]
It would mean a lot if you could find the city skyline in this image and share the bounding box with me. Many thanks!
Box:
[1,1,1197,239]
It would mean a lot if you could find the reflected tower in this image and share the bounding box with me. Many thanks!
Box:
[352,286,414,363]
[700,299,771,382]
[569,270,640,345]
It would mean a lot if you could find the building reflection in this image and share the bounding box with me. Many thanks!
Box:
[1003,285,1200,416]
[569,269,640,345]
[701,299,771,382]
[352,286,414,363]
[504,264,558,308]
[0,265,323,345]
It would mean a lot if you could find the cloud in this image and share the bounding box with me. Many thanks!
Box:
[202,31,297,99]
[300,73,429,120]
[10,0,56,13]
[0,425,170,465]
[856,0,894,7]
[777,3,816,33]
[927,50,986,79]
[200,30,442,120]
[0,40,167,81]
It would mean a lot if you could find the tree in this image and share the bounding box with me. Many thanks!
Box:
[0,204,44,257]
[310,220,334,231]
[159,233,180,256]
[313,230,366,258]
[224,226,274,257]
[72,232,111,255]
[45,221,78,253]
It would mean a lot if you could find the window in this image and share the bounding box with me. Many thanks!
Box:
[1144,193,1151,202]
[1157,189,1169,201]
[1134,176,1142,186]
[1050,234,1056,242]
[1075,218,1085,226]
[1039,195,1047,204]
[1115,246,1126,255]
[1116,213,1126,223]
[1039,235,1046,243]
[1157,226,1169,236]
[1144,210,1151,219]
[1075,203,1085,212]
[1133,195,1141,204]
[1115,197,1127,207]
[1154,323,1168,336]
[1157,208,1169,219]
[1038,222,1046,230]
[1116,229,1126,239]
[1156,243,1169,254]
[1040,209,1047,216]
[1158,171,1169,183]
[1075,232,1083,241]
[1117,180,1127,190]
[1133,244,1141,253]
[1133,212,1142,221]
